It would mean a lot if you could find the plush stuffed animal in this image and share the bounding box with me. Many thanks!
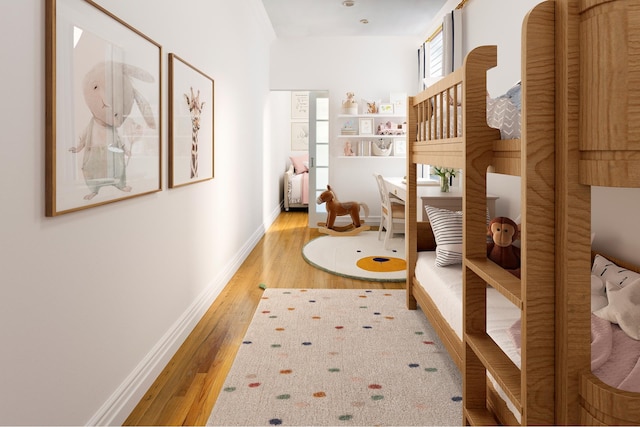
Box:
[69,61,156,200]
[342,92,357,108]
[342,92,358,114]
[316,185,369,231]
[487,216,521,278]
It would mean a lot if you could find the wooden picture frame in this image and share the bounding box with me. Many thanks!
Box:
[291,91,309,120]
[379,103,394,114]
[359,118,374,136]
[291,122,309,151]
[168,54,214,188]
[389,92,407,115]
[45,0,162,216]
[393,139,406,156]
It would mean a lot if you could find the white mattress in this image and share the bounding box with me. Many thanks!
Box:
[415,251,522,421]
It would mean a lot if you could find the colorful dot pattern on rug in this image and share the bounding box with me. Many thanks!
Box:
[207,289,462,426]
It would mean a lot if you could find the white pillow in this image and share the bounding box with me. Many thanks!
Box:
[592,254,640,287]
[425,205,463,267]
[594,278,640,340]
[289,154,309,175]
[591,274,605,294]
[591,274,608,312]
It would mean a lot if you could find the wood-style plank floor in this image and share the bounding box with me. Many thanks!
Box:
[124,210,404,426]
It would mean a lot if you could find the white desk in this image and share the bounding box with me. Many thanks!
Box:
[383,177,498,221]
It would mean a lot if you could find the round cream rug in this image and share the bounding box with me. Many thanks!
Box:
[302,231,406,282]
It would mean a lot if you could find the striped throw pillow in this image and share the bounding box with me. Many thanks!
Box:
[425,205,463,267]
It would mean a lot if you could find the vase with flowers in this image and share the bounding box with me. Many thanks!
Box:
[433,166,456,192]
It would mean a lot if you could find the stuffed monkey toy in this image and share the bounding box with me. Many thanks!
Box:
[487,217,521,278]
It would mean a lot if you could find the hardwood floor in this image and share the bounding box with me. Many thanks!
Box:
[124,211,404,426]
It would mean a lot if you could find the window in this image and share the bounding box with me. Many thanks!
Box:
[417,26,444,180]
[428,27,443,79]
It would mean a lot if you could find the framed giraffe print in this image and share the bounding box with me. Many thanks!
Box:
[45,0,162,216]
[168,53,215,188]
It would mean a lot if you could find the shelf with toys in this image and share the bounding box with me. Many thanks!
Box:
[337,92,407,158]
[339,138,406,158]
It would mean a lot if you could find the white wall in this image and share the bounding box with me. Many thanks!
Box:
[0,1,277,425]
[463,0,543,96]
[591,187,640,266]
[269,36,418,219]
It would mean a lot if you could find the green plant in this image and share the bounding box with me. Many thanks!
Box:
[432,166,457,179]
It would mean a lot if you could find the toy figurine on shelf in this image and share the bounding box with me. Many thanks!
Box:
[342,92,358,114]
[344,141,355,156]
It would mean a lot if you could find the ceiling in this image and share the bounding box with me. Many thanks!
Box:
[261,0,448,38]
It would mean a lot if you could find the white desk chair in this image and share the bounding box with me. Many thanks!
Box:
[373,173,406,249]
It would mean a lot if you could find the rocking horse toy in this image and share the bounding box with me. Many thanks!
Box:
[316,185,370,236]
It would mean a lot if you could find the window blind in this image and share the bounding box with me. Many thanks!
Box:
[429,29,444,78]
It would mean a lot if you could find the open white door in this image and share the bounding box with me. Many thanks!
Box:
[307,91,329,228]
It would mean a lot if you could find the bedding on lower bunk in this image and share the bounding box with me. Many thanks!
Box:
[505,253,640,395]
[589,254,640,392]
[415,251,522,420]
[506,314,640,394]
[591,314,640,392]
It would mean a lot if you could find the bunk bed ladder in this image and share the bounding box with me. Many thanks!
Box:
[462,2,556,425]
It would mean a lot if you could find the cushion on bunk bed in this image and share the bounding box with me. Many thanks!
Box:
[424,205,492,266]
[425,205,463,267]
[486,82,521,139]
[486,97,521,139]
[591,274,609,312]
[501,82,522,110]
[592,254,640,287]
[594,278,640,340]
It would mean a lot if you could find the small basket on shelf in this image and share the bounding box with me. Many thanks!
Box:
[371,139,393,156]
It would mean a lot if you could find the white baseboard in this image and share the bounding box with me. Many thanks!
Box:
[86,222,269,426]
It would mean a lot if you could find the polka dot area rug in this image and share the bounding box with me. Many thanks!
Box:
[301,231,406,282]
[207,289,462,426]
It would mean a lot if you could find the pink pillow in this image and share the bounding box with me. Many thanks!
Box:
[290,154,309,175]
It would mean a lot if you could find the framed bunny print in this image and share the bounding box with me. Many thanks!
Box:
[45,0,162,216]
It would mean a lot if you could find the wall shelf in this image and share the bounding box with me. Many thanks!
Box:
[337,134,406,139]
[337,155,406,159]
[337,113,406,119]
[337,110,406,157]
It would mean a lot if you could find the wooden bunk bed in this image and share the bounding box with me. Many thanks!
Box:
[405,0,640,425]
[568,0,640,425]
